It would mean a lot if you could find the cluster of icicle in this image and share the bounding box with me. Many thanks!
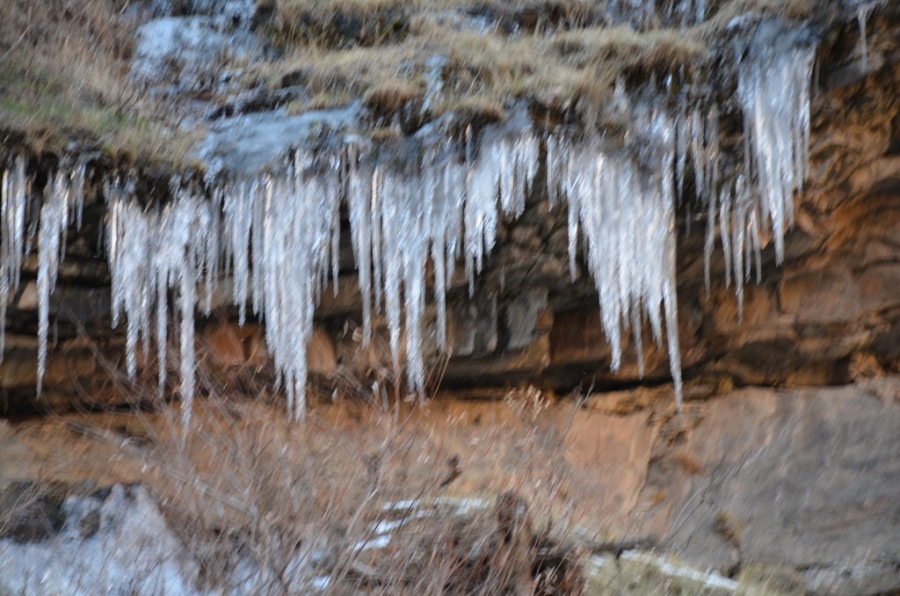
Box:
[548,100,681,400]
[0,21,816,424]
[0,157,27,367]
[707,23,815,315]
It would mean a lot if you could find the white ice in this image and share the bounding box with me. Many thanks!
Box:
[552,98,683,408]
[36,162,87,394]
[0,156,27,362]
[723,23,815,315]
[0,485,203,596]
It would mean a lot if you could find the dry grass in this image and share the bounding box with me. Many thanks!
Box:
[702,0,816,30]
[363,79,424,123]
[257,0,822,129]
[264,21,708,129]
[0,481,69,542]
[145,368,583,593]
[259,0,411,48]
[0,0,196,165]
[11,335,588,593]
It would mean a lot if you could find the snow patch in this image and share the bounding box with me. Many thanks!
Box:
[0,485,203,596]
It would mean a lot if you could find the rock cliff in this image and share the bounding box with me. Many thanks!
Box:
[1,1,898,413]
[1,0,899,593]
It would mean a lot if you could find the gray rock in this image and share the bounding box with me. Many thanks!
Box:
[504,288,547,351]
[630,382,900,596]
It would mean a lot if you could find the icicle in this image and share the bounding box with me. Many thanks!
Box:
[1,156,28,362]
[697,23,816,318]
[703,181,717,296]
[738,23,815,267]
[430,144,465,350]
[464,135,500,294]
[328,152,343,295]
[679,101,723,298]
[675,113,689,200]
[246,149,340,420]
[690,109,705,200]
[178,237,197,430]
[106,183,149,380]
[552,100,683,408]
[156,257,168,399]
[250,175,266,318]
[106,179,219,429]
[347,143,374,342]
[857,3,872,72]
[37,169,77,394]
[370,165,384,315]
[34,158,87,393]
[70,161,86,232]
[223,178,254,325]
[199,190,221,316]
[567,196,579,282]
[719,186,733,289]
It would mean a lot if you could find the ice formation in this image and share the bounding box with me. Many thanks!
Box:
[607,0,707,27]
[718,24,814,315]
[37,162,86,393]
[0,13,825,423]
[131,0,262,97]
[1,156,27,361]
[852,0,887,72]
[0,484,204,596]
[106,179,220,428]
[547,100,682,405]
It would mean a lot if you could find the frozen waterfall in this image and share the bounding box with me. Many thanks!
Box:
[548,100,682,406]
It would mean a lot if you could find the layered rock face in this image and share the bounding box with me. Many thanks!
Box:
[1,3,898,414]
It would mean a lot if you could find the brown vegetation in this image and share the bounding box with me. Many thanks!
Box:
[0,0,194,164]
[2,335,590,593]
[258,0,830,130]
[265,21,708,126]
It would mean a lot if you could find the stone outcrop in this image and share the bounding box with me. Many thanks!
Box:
[551,380,900,595]
[627,381,900,595]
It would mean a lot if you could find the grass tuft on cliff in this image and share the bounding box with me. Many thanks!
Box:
[255,0,826,129]
[0,0,196,165]
[0,0,831,158]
